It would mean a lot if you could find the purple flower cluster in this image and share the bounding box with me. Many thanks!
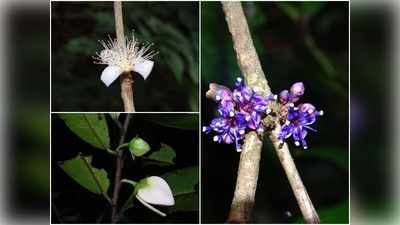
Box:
[278,82,323,149]
[203,77,276,152]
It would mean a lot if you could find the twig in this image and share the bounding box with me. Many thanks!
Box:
[221,2,320,223]
[111,114,132,223]
[114,1,135,112]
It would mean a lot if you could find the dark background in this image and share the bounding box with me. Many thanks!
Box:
[51,2,199,112]
[51,114,199,223]
[201,2,349,223]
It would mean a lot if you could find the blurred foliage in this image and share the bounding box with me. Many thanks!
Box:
[350,4,395,222]
[52,2,198,112]
[202,2,348,224]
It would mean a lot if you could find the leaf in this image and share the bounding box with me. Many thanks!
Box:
[129,137,151,157]
[59,154,110,195]
[59,114,110,150]
[170,192,198,212]
[141,114,198,130]
[293,202,348,223]
[301,2,324,16]
[64,37,97,56]
[162,166,199,212]
[146,143,176,165]
[162,49,185,83]
[295,147,348,169]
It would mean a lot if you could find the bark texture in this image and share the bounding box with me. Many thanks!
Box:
[114,1,135,112]
[221,2,320,223]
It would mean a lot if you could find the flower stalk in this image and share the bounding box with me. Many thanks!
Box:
[114,1,135,112]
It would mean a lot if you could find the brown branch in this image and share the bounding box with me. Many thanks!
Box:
[111,114,132,223]
[221,2,319,223]
[114,1,135,112]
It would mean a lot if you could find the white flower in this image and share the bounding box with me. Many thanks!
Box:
[94,34,157,86]
[135,176,174,217]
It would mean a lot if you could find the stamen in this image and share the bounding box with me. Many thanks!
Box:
[319,110,324,116]
[213,136,219,142]
[295,141,300,146]
[202,126,207,132]
[215,95,221,101]
[229,111,235,117]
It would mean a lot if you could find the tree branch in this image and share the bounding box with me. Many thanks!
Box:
[114,1,135,112]
[111,114,132,223]
[221,2,319,223]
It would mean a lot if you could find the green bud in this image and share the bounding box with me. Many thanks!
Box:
[129,137,151,157]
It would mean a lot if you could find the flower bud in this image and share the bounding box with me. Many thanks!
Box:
[290,82,305,97]
[299,103,316,114]
[136,176,175,206]
[279,90,290,104]
[129,137,151,157]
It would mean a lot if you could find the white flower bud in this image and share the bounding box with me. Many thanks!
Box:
[136,176,174,206]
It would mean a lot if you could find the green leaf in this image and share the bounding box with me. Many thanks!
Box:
[170,192,198,212]
[294,202,348,223]
[64,37,97,56]
[301,2,324,16]
[295,147,348,169]
[59,154,110,195]
[146,143,176,165]
[162,166,199,211]
[141,114,198,130]
[59,114,110,150]
[129,137,151,157]
[161,49,185,83]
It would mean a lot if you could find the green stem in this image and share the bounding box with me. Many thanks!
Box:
[121,179,137,186]
[115,143,129,152]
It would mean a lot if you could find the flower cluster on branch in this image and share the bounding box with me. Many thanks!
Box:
[203,79,323,151]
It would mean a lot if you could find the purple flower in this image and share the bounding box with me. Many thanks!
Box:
[203,77,276,152]
[278,82,323,149]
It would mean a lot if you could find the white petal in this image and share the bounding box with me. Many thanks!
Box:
[133,60,154,80]
[100,66,123,87]
[137,176,175,206]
